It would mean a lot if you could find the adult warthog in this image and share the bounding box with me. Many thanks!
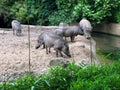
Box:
[53,22,83,42]
[79,18,92,39]
[63,26,83,42]
[11,20,22,36]
[36,32,71,57]
[35,32,45,49]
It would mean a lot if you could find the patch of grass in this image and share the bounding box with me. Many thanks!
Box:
[0,62,120,90]
[0,73,36,90]
[97,48,120,61]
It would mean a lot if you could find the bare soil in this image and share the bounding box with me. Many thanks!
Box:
[0,26,97,81]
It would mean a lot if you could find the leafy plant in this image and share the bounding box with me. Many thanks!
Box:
[0,62,120,90]
[0,0,120,27]
[113,11,120,23]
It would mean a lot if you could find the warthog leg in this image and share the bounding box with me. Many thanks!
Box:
[43,43,45,49]
[45,46,51,54]
[55,49,63,57]
[70,36,75,42]
[13,29,15,35]
[46,46,48,54]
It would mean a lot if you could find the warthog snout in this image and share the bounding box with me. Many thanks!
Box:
[67,54,71,57]
[62,44,71,58]
[35,46,39,49]
[84,30,91,39]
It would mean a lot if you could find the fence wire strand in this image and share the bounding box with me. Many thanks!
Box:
[90,37,93,74]
[26,0,31,72]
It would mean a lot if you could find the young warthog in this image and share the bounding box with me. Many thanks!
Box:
[11,20,22,36]
[79,18,92,39]
[36,32,71,57]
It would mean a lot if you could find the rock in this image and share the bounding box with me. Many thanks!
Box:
[49,57,70,67]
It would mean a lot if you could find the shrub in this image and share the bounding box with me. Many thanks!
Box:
[0,62,120,90]
[1,0,120,27]
[114,11,120,23]
[0,73,36,90]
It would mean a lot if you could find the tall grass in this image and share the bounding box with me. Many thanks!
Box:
[97,48,120,61]
[0,62,120,90]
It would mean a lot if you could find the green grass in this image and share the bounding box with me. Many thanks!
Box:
[97,48,120,61]
[0,62,120,90]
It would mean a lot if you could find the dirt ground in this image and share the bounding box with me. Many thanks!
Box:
[0,26,98,81]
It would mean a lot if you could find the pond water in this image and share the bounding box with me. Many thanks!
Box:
[92,32,120,64]
[92,32,120,51]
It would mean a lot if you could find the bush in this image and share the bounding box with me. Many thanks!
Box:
[10,1,40,25]
[0,4,12,27]
[114,11,120,23]
[0,0,120,27]
[0,62,120,90]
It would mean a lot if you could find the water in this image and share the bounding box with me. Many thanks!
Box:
[92,32,120,51]
[92,32,120,63]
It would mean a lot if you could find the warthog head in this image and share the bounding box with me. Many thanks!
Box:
[62,42,71,57]
[35,39,44,49]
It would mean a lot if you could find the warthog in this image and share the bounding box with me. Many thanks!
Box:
[53,22,83,42]
[79,18,92,39]
[36,32,71,57]
[11,20,22,36]
[35,32,45,49]
[63,26,83,42]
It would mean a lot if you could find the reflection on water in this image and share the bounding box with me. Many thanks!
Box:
[92,32,120,51]
[92,32,120,64]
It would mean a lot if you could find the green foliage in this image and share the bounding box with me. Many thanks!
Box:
[70,63,120,90]
[113,11,120,23]
[0,62,120,90]
[32,62,80,90]
[0,0,120,27]
[0,1,12,27]
[36,0,57,25]
[10,1,40,25]
[48,0,77,25]
[0,73,35,90]
[72,0,120,26]
[9,0,57,25]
